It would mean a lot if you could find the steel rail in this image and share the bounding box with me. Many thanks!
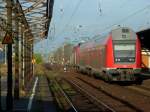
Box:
[67,79,116,112]
[127,86,150,97]
[54,80,78,112]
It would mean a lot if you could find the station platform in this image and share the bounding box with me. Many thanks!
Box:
[1,75,57,112]
[30,76,57,112]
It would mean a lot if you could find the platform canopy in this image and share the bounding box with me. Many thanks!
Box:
[0,0,54,43]
[137,28,150,50]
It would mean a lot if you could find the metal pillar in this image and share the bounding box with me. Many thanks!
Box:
[6,0,13,111]
[29,43,32,81]
[14,2,20,99]
[0,63,1,111]
[24,32,27,90]
[21,26,25,94]
[31,44,34,77]
[30,44,33,79]
[28,44,31,81]
[24,32,30,90]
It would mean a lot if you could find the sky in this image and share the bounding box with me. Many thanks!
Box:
[34,0,150,54]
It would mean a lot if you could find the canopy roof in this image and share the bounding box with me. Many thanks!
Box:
[0,0,54,43]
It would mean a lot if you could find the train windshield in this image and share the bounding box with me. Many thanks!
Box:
[114,43,135,63]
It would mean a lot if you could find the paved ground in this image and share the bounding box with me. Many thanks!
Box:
[1,76,7,111]
[31,76,57,112]
[1,75,57,112]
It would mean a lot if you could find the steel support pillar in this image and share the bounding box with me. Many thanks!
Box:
[14,2,20,99]
[6,0,13,111]
[31,44,34,77]
[0,61,1,111]
[21,26,25,95]
[24,33,27,90]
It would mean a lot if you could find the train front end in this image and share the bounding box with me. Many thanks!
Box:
[106,27,141,82]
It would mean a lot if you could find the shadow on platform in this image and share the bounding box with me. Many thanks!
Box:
[1,96,57,112]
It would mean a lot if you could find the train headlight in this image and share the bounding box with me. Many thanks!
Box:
[115,58,120,62]
[129,58,135,62]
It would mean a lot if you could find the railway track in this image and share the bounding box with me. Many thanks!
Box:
[126,85,150,97]
[46,71,111,112]
[46,69,115,111]
[60,78,115,112]
[48,78,78,112]
[46,69,150,112]
[66,76,143,112]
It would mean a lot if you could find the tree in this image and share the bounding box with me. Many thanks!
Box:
[34,53,43,64]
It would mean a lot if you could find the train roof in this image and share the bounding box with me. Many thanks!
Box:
[79,35,109,50]
[76,27,137,50]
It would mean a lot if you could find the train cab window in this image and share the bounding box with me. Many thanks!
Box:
[114,44,135,63]
[114,44,135,51]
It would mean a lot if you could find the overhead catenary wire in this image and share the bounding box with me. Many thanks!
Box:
[56,0,83,37]
[50,1,150,45]
[93,3,150,35]
[48,0,67,39]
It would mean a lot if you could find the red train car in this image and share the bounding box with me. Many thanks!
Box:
[73,27,141,82]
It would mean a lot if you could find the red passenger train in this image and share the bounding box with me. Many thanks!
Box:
[73,27,141,82]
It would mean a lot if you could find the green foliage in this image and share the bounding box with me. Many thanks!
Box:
[34,53,43,64]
